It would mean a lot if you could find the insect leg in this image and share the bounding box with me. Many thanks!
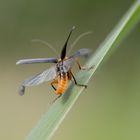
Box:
[70,71,87,88]
[51,79,58,91]
[51,94,62,104]
[76,60,93,70]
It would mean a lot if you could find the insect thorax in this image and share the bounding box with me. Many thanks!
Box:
[57,61,67,75]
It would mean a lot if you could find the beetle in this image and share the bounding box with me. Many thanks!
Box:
[16,26,92,100]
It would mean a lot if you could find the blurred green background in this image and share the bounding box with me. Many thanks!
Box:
[0,0,140,140]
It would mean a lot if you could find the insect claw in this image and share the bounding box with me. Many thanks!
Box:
[76,84,87,88]
[84,85,87,88]
[82,84,87,88]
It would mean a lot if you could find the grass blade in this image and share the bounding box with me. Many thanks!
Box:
[26,1,140,140]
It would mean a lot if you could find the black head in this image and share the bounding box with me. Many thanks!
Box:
[60,26,75,60]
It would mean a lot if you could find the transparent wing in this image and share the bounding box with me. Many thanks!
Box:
[23,66,57,86]
[63,57,75,72]
[71,48,91,58]
[19,66,57,95]
[16,57,57,65]
[63,48,91,72]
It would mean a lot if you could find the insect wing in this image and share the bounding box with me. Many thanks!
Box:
[63,57,75,72]
[16,57,58,65]
[19,66,57,96]
[72,48,91,58]
[22,66,57,87]
[63,48,91,72]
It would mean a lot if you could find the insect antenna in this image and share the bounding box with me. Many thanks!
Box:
[67,31,92,55]
[31,39,59,56]
[61,26,75,60]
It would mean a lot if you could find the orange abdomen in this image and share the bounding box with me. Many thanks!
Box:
[55,73,68,95]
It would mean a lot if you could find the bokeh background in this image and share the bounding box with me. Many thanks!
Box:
[0,0,140,140]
